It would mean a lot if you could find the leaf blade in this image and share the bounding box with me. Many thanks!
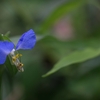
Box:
[43,48,100,77]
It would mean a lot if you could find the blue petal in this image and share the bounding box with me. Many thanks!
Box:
[16,29,36,50]
[0,41,14,64]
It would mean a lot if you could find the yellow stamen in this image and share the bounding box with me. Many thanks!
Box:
[12,53,22,62]
[17,63,24,72]
[19,63,23,67]
[12,57,16,62]
[11,53,24,72]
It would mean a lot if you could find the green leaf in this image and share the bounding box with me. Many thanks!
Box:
[40,0,86,33]
[0,34,11,41]
[42,48,100,77]
[0,34,4,40]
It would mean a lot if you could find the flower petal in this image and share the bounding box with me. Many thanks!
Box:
[16,29,36,50]
[0,41,14,64]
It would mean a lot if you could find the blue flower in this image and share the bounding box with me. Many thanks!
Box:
[0,29,36,72]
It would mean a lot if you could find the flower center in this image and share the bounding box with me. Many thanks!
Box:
[10,49,24,72]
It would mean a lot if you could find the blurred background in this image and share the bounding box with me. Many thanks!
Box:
[0,0,100,100]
